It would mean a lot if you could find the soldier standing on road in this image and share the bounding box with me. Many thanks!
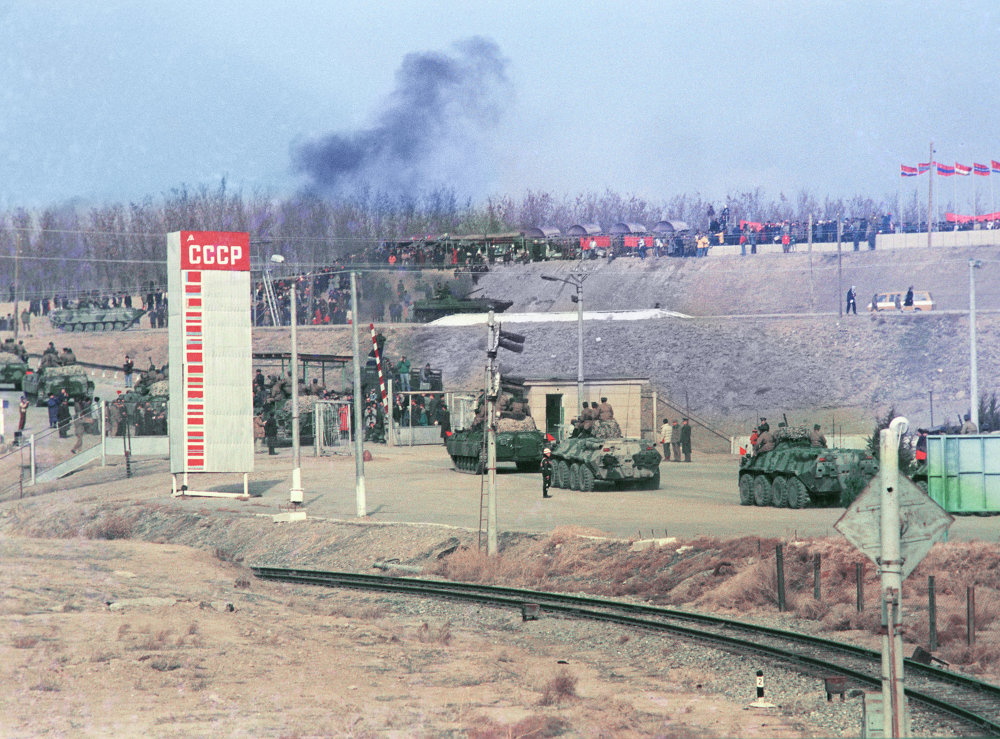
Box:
[680,418,692,462]
[540,448,553,498]
[660,417,672,461]
[809,423,827,448]
[670,419,682,462]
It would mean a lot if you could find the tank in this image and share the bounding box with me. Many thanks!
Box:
[548,420,662,490]
[48,306,145,332]
[22,365,96,405]
[738,425,879,508]
[411,291,513,322]
[0,351,29,389]
[446,417,546,473]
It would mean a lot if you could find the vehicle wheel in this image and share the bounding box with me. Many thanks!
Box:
[555,460,569,488]
[739,475,754,505]
[568,463,581,490]
[787,477,810,509]
[475,451,485,475]
[916,480,928,494]
[771,476,789,507]
[752,475,771,506]
[643,468,660,490]
[579,465,595,492]
[73,324,83,332]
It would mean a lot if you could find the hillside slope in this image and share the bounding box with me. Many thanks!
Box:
[29,244,999,435]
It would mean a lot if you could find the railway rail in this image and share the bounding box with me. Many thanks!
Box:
[252,566,1000,736]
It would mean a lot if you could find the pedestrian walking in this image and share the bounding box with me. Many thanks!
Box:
[846,286,857,315]
[540,448,553,498]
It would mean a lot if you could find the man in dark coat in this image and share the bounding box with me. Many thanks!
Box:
[680,418,692,462]
[435,402,451,444]
[46,393,59,428]
[264,412,278,455]
[57,389,72,437]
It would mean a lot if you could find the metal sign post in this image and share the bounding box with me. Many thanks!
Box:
[836,416,954,739]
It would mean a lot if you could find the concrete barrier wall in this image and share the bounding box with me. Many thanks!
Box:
[709,229,1000,257]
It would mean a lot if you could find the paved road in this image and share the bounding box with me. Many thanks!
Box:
[156,443,1000,543]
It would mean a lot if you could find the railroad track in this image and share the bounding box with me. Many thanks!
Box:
[252,566,1000,735]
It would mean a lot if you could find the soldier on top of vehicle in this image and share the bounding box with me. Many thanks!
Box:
[809,423,827,448]
[597,397,614,420]
[58,347,77,365]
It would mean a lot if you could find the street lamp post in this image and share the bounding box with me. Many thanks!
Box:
[541,273,587,418]
[970,259,982,430]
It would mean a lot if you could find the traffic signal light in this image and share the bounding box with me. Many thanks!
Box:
[497,328,525,354]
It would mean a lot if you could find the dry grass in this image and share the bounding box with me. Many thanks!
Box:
[85,513,134,540]
[538,667,578,706]
[467,714,570,739]
[415,621,453,645]
[11,635,40,649]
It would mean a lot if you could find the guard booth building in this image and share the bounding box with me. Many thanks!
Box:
[521,376,654,441]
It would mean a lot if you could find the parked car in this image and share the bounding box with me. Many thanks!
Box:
[867,289,934,312]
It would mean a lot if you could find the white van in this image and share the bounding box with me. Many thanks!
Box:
[867,290,934,312]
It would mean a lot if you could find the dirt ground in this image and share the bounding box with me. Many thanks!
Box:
[3,443,999,736]
[1,535,817,738]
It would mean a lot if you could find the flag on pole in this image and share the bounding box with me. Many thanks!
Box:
[974,163,990,176]
[900,164,918,177]
[992,160,1000,174]
[955,162,972,176]
[937,163,955,176]
[918,162,931,173]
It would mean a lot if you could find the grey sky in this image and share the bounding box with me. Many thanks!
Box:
[2,1,997,211]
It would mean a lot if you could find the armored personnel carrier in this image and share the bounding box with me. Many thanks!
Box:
[738,424,879,508]
[0,351,28,389]
[48,306,145,331]
[411,288,513,323]
[548,420,662,490]
[447,416,545,473]
[23,365,95,405]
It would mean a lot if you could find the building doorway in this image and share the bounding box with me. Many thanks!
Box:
[545,394,564,439]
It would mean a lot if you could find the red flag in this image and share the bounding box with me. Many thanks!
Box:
[992,160,1000,174]
[955,162,972,176]
[974,163,990,176]
[739,446,747,456]
[900,164,918,177]
[937,163,955,176]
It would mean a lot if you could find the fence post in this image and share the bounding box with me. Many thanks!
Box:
[813,552,821,600]
[856,562,864,612]
[967,586,976,646]
[775,544,786,611]
[928,575,937,651]
[29,434,35,486]
[100,399,106,467]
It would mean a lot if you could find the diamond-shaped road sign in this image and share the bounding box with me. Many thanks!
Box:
[835,474,954,580]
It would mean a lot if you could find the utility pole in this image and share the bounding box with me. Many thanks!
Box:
[837,216,843,317]
[350,271,367,517]
[289,284,303,505]
[970,259,981,430]
[13,231,21,342]
[927,141,934,248]
[880,417,909,738]
[486,311,499,556]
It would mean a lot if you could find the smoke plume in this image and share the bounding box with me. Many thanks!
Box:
[292,37,509,199]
